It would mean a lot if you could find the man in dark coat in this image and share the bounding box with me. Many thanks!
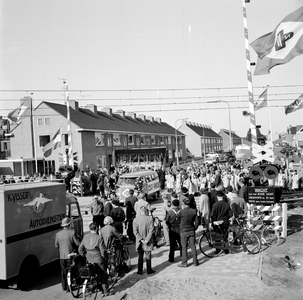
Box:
[166,199,182,263]
[110,199,125,234]
[157,166,166,190]
[55,217,81,292]
[177,198,199,268]
[210,190,233,254]
[179,187,196,210]
[125,189,138,241]
[133,206,155,275]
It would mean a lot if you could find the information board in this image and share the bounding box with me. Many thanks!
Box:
[248,186,282,205]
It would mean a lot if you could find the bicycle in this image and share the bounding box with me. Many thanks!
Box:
[251,210,280,247]
[149,207,162,247]
[67,253,101,299]
[106,236,131,290]
[67,253,86,298]
[198,216,261,258]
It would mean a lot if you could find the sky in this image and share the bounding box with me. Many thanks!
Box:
[0,0,303,138]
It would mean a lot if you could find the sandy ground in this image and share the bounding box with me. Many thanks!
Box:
[109,206,303,300]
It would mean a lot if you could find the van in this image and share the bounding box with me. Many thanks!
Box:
[0,182,84,289]
[116,170,160,204]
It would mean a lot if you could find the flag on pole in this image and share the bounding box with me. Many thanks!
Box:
[42,129,62,158]
[7,97,31,123]
[242,88,268,116]
[250,6,303,75]
[285,93,303,115]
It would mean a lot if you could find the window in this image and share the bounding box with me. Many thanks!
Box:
[141,136,146,145]
[113,134,121,146]
[37,118,43,126]
[136,137,140,146]
[168,136,171,145]
[95,132,105,146]
[108,136,112,147]
[123,137,127,146]
[128,135,134,145]
[63,134,68,146]
[160,136,164,145]
[151,135,156,145]
[45,118,50,125]
[39,135,50,147]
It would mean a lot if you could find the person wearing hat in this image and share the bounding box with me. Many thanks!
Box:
[110,199,125,234]
[90,195,104,233]
[177,197,199,268]
[165,199,182,263]
[79,222,109,296]
[210,190,233,254]
[179,186,196,210]
[55,217,81,292]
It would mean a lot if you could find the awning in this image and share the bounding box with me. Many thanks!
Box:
[115,147,167,155]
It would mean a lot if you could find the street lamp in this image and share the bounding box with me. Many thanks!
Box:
[207,100,232,151]
[175,118,188,166]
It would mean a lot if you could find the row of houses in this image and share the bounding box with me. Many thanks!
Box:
[0,97,243,176]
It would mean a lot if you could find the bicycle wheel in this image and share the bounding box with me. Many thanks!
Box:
[121,248,131,272]
[199,231,222,258]
[262,226,280,247]
[242,230,261,254]
[107,262,118,290]
[82,277,98,300]
[67,269,81,298]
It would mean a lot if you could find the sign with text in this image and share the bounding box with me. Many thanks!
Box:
[248,186,282,205]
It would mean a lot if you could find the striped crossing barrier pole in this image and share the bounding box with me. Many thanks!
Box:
[242,0,257,144]
[64,81,74,168]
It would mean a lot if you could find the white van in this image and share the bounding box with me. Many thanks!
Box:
[116,170,160,204]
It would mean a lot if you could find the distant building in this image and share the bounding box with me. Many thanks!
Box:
[218,129,241,151]
[179,121,223,158]
[287,125,303,150]
[3,100,186,176]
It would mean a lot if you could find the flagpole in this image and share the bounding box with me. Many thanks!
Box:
[242,0,257,144]
[267,85,273,142]
[64,81,74,168]
[30,93,38,174]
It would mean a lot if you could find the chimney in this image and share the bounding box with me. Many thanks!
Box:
[102,107,112,116]
[146,116,154,122]
[115,110,125,118]
[138,114,146,121]
[69,100,79,110]
[155,117,161,123]
[86,104,97,114]
[127,112,136,119]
